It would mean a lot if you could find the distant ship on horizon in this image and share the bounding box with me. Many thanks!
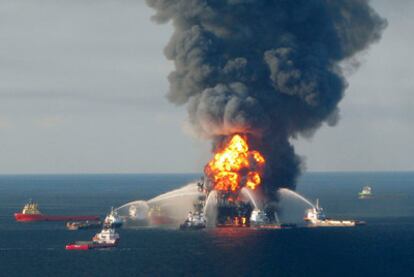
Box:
[359,186,373,199]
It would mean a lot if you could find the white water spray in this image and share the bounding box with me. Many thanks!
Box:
[274,211,280,225]
[203,190,218,228]
[116,200,148,212]
[278,188,315,208]
[116,182,201,226]
[147,191,200,205]
[147,183,199,204]
[241,187,259,209]
[203,190,217,215]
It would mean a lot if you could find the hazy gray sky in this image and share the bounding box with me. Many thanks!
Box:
[0,0,413,174]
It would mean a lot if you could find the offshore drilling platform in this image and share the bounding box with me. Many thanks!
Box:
[180,134,276,229]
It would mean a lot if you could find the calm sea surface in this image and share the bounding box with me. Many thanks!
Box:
[0,172,413,276]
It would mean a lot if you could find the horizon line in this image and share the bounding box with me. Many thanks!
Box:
[0,170,413,176]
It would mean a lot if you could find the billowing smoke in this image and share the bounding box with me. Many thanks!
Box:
[146,0,386,198]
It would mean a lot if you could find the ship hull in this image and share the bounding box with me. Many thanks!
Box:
[15,213,99,222]
[307,220,366,227]
[252,224,282,230]
[66,221,102,230]
[179,224,206,230]
[65,241,118,251]
[65,244,90,251]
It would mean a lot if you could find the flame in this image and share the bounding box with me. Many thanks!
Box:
[205,134,265,193]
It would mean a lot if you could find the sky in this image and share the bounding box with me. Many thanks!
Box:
[0,0,413,174]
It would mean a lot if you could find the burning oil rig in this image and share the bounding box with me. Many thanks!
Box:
[184,134,274,228]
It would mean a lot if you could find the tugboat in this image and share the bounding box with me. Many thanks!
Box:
[92,227,120,244]
[249,208,286,229]
[179,211,206,230]
[66,220,102,231]
[103,207,123,228]
[14,200,99,222]
[304,199,365,227]
[358,186,373,199]
[250,209,267,225]
[65,226,120,251]
[180,184,207,230]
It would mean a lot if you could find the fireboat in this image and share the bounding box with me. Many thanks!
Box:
[180,211,207,230]
[304,199,365,227]
[180,180,207,230]
[103,207,123,228]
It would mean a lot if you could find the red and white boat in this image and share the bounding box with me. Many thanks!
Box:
[14,200,99,222]
[65,227,120,251]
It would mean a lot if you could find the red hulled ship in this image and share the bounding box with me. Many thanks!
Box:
[14,200,100,222]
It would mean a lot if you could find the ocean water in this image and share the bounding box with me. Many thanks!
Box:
[0,172,413,277]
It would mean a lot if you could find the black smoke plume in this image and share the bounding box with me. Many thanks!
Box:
[146,0,387,198]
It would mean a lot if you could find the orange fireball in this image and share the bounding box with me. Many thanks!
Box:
[205,134,265,192]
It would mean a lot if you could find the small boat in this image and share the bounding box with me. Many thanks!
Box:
[14,200,99,222]
[358,186,373,199]
[250,208,270,226]
[250,208,282,229]
[66,220,102,230]
[179,211,206,230]
[65,226,120,251]
[103,207,123,228]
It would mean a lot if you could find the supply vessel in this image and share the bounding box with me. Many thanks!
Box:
[14,200,100,222]
[103,207,123,228]
[304,199,365,227]
[65,226,120,250]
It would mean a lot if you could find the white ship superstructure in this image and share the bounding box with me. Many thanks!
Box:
[104,207,123,228]
[92,227,120,244]
[180,211,207,230]
[358,186,373,199]
[250,208,269,226]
